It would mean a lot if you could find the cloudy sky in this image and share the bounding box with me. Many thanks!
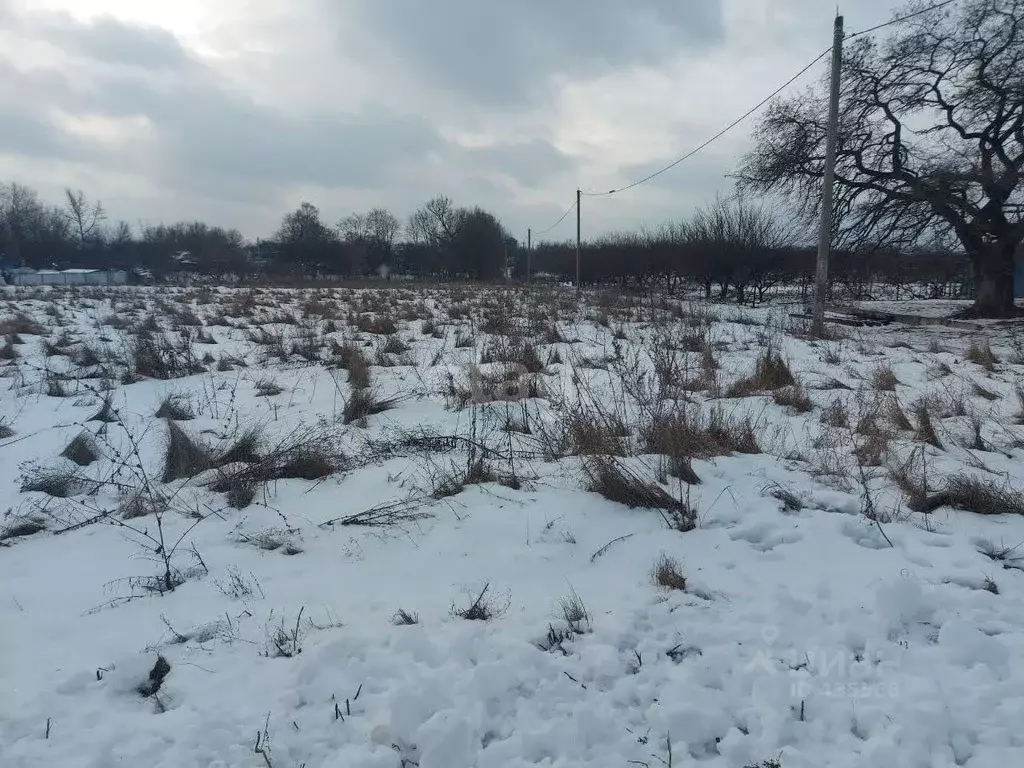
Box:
[0,0,898,243]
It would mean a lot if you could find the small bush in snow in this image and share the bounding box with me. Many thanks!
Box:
[119,489,170,520]
[155,394,195,421]
[61,432,99,466]
[450,583,509,621]
[871,364,900,392]
[253,376,285,397]
[652,553,687,591]
[976,539,1024,570]
[20,466,83,498]
[557,588,591,632]
[772,384,813,413]
[161,422,216,483]
[392,608,420,626]
[584,456,696,531]
[965,339,997,370]
[726,348,796,396]
[818,399,847,429]
[265,607,306,657]
[343,388,399,426]
[912,400,943,449]
[0,514,47,541]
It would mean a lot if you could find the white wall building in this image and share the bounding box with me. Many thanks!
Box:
[2,268,128,286]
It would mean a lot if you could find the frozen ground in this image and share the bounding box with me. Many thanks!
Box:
[1,285,1024,768]
[845,299,1024,323]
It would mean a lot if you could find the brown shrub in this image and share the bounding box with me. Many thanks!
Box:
[651,553,687,591]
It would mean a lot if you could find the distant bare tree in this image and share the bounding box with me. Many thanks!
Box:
[109,221,133,246]
[365,207,400,252]
[406,195,460,247]
[739,0,1024,317]
[686,196,788,303]
[64,189,106,248]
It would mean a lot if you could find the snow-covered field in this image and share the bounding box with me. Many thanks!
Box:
[2,285,1023,768]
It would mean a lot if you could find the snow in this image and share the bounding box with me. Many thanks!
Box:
[1,285,1024,768]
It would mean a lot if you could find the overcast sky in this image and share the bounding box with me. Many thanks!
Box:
[0,0,898,243]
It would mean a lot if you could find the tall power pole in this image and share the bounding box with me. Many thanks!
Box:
[527,227,531,283]
[575,189,581,289]
[813,14,844,337]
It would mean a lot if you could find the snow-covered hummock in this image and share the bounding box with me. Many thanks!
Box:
[1,286,1023,768]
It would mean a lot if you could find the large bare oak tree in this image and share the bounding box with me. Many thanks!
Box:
[739,0,1024,317]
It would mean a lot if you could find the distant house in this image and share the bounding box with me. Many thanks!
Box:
[1,268,128,286]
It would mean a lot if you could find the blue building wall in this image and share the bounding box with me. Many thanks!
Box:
[1016,252,1024,299]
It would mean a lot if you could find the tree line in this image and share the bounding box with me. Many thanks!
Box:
[0,179,971,302]
[0,184,519,282]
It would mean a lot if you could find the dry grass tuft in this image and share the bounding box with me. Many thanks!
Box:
[333,342,371,390]
[965,339,998,370]
[0,514,48,541]
[726,348,796,396]
[61,432,99,466]
[560,406,630,457]
[885,397,913,431]
[895,465,1024,516]
[155,394,195,421]
[343,388,400,425]
[162,422,215,482]
[651,553,687,591]
[120,489,170,519]
[392,608,420,626]
[971,381,1000,401]
[820,399,849,428]
[911,399,943,449]
[450,583,509,621]
[772,384,813,413]
[871,364,899,391]
[355,313,398,335]
[584,456,696,531]
[21,467,82,498]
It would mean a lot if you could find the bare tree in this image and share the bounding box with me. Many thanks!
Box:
[406,195,461,246]
[338,213,369,243]
[365,207,400,251]
[739,0,1024,317]
[686,195,788,303]
[64,189,106,248]
[109,221,133,246]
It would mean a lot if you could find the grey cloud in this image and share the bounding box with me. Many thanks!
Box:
[0,12,446,205]
[0,58,87,162]
[458,139,575,186]
[30,12,190,71]
[344,0,725,105]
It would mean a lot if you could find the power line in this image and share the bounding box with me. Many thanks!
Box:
[532,198,577,237]
[847,0,959,38]
[576,0,960,199]
[527,0,960,234]
[580,46,832,197]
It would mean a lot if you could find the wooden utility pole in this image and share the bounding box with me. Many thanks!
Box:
[813,14,844,337]
[527,227,531,283]
[575,189,581,289]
